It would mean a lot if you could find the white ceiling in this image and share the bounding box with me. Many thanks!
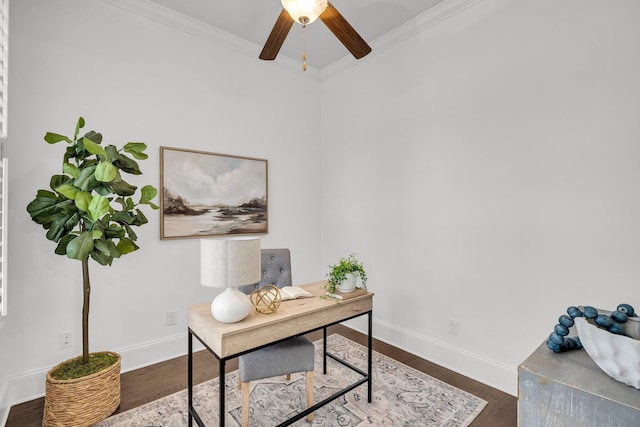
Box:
[147,0,448,69]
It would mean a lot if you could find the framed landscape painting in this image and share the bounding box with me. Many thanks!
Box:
[160,147,268,239]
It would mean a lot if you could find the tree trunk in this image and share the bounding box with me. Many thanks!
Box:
[82,257,90,364]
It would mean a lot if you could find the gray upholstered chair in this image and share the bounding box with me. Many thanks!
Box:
[237,248,315,427]
[238,248,293,293]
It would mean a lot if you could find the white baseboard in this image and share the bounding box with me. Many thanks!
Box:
[343,317,517,396]
[8,332,196,407]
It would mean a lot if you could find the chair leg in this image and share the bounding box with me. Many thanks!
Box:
[242,381,250,427]
[306,370,314,422]
[284,373,291,381]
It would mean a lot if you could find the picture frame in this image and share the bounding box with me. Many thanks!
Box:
[160,147,268,240]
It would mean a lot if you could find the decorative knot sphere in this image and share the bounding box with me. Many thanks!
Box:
[250,285,281,315]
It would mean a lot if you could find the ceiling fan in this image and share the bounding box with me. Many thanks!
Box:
[259,0,372,64]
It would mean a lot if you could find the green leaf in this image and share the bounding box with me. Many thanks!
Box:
[55,183,78,200]
[139,185,157,205]
[124,142,148,160]
[116,237,139,255]
[94,239,121,258]
[74,191,91,212]
[110,179,137,196]
[88,194,110,221]
[124,223,137,241]
[90,250,112,266]
[83,130,102,145]
[134,208,148,226]
[113,152,141,175]
[55,234,76,256]
[74,165,98,191]
[27,192,58,213]
[64,145,75,163]
[105,145,119,163]
[95,161,118,182]
[36,189,56,198]
[63,163,81,179]
[46,216,70,242]
[66,231,94,260]
[104,224,125,239]
[93,183,112,196]
[82,137,108,158]
[112,210,134,224]
[45,212,79,243]
[50,174,71,191]
[74,117,85,139]
[44,132,72,144]
[26,196,74,226]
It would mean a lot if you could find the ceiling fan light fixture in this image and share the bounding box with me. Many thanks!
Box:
[281,0,327,26]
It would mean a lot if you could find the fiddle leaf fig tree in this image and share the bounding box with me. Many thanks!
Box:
[27,117,159,366]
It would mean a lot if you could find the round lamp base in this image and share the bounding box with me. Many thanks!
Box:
[211,287,251,323]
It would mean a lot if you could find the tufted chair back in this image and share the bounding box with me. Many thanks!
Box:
[238,248,292,295]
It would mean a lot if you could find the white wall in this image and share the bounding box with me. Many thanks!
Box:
[3,0,322,404]
[321,0,640,394]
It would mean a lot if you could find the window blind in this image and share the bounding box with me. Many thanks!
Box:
[0,0,8,317]
[0,0,8,138]
[0,155,6,316]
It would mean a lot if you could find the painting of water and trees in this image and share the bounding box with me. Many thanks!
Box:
[160,147,267,239]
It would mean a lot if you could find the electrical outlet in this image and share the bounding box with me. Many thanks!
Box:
[448,319,459,336]
[167,310,178,326]
[60,331,72,348]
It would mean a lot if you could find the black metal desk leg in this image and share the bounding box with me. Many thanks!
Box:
[188,331,194,427]
[368,310,373,403]
[323,326,327,374]
[219,357,226,427]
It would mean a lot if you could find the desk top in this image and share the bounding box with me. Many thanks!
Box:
[519,340,640,408]
[189,281,373,358]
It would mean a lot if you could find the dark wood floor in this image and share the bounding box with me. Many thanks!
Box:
[7,325,516,426]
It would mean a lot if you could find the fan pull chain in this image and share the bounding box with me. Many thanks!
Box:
[300,17,309,71]
[302,47,307,71]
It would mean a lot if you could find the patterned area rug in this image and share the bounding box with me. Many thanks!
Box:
[97,334,487,426]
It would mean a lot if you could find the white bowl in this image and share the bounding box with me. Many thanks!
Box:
[576,317,640,389]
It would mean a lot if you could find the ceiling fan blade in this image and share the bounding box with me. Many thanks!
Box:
[259,9,295,60]
[320,2,371,59]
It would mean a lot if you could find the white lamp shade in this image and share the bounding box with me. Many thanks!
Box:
[201,238,261,288]
[281,0,327,25]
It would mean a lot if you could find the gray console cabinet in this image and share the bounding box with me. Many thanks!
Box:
[518,340,640,426]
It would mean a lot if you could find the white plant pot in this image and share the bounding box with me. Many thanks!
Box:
[337,273,357,293]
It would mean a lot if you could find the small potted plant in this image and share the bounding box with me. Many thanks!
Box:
[326,253,367,295]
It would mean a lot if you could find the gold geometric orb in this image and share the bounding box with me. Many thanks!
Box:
[250,285,281,314]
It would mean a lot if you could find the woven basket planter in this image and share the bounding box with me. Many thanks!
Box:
[43,351,121,427]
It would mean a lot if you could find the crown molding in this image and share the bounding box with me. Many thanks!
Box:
[100,0,484,82]
[321,0,485,81]
[99,0,322,81]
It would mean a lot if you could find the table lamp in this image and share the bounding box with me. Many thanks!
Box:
[201,237,261,323]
